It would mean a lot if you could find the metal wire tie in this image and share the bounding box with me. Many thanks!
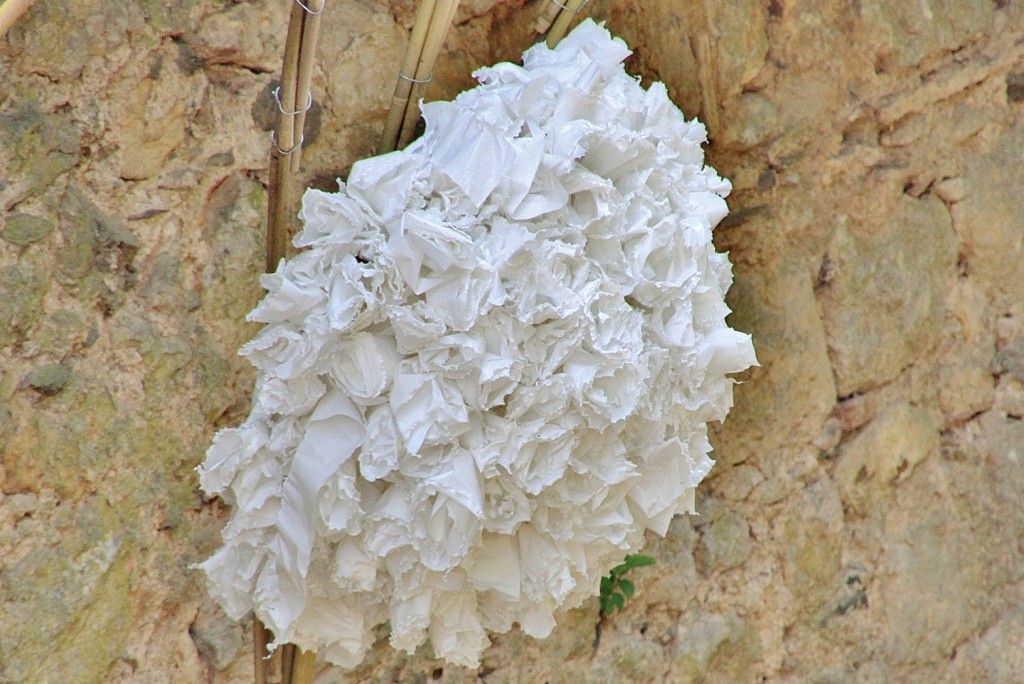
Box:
[271,130,304,155]
[293,0,325,15]
[399,71,433,84]
[272,87,313,116]
[549,0,590,13]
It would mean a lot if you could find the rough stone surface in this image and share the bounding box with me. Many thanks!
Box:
[1,213,53,247]
[818,194,958,396]
[2,1,1024,683]
[23,362,72,396]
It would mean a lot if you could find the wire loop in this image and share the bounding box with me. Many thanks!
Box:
[548,0,590,13]
[272,87,314,116]
[271,130,304,156]
[399,71,433,84]
[294,0,325,15]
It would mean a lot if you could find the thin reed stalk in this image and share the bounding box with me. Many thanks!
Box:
[266,0,305,272]
[544,0,588,48]
[532,0,562,35]
[290,0,325,173]
[380,0,439,153]
[379,0,461,152]
[397,0,460,148]
[267,0,325,271]
[259,3,326,683]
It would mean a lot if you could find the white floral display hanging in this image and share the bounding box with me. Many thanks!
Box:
[198,19,756,669]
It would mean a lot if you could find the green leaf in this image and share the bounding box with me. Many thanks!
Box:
[600,576,613,593]
[618,579,635,597]
[600,597,614,614]
[610,592,626,610]
[623,554,656,569]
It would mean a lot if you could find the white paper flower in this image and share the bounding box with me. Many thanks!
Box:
[198,19,756,669]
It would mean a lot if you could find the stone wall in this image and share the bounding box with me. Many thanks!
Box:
[2,1,1023,682]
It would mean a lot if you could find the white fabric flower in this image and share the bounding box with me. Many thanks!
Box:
[198,19,756,670]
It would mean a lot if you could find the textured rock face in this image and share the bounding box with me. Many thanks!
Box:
[1,1,1023,682]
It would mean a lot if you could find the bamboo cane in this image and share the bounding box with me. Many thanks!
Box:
[379,0,439,153]
[532,0,562,35]
[291,650,318,683]
[290,0,325,173]
[266,0,306,272]
[396,0,461,148]
[260,4,325,683]
[253,620,269,684]
[0,0,36,38]
[544,0,587,49]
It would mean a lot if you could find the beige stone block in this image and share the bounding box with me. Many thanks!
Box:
[711,251,836,465]
[935,280,996,425]
[819,195,957,396]
[952,126,1024,307]
[0,498,129,681]
[950,608,1024,683]
[199,172,266,353]
[878,446,1019,665]
[859,0,996,70]
[670,611,763,684]
[780,478,844,611]
[192,1,289,71]
[694,502,752,575]
[117,74,188,181]
[993,377,1024,418]
[704,0,769,99]
[709,462,765,502]
[717,92,778,152]
[834,401,940,511]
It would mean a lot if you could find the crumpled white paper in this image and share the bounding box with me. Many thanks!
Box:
[198,19,756,669]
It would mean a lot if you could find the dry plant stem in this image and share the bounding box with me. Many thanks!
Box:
[291,650,318,682]
[266,153,293,272]
[280,644,296,683]
[545,0,586,48]
[380,0,439,153]
[253,620,269,684]
[290,0,326,173]
[0,0,36,38]
[532,0,562,35]
[259,6,325,683]
[397,0,461,148]
[278,2,305,159]
[266,1,306,272]
[268,643,286,683]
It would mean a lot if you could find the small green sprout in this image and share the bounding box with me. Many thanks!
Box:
[599,554,656,615]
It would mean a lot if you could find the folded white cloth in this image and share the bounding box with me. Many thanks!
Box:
[197,19,756,669]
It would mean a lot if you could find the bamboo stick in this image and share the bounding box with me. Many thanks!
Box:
[277,2,305,158]
[267,643,286,683]
[291,650,318,683]
[544,0,587,49]
[266,153,292,272]
[266,0,306,272]
[260,5,326,683]
[280,643,296,683]
[532,0,562,35]
[0,0,36,38]
[253,620,269,684]
[379,0,440,153]
[290,0,326,173]
[396,0,461,148]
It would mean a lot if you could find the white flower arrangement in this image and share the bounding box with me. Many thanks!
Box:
[198,19,756,669]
